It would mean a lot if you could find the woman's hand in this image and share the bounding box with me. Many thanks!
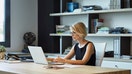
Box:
[47,58,54,62]
[53,56,65,63]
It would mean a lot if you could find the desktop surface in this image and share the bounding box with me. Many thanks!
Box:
[0,60,130,74]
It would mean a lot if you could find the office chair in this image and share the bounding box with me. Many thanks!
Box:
[94,42,107,66]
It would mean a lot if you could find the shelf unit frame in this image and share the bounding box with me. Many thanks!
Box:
[49,0,132,57]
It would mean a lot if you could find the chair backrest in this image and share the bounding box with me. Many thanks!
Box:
[94,42,106,66]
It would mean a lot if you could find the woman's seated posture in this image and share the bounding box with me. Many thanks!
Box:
[47,22,96,66]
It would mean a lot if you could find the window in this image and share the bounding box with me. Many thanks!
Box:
[0,0,10,47]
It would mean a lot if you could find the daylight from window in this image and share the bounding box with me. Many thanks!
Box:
[0,0,5,42]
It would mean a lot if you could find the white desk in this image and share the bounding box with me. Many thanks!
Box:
[0,60,130,74]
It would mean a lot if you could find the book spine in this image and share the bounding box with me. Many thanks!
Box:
[113,38,121,58]
[117,0,121,9]
[110,0,114,9]
[114,0,117,9]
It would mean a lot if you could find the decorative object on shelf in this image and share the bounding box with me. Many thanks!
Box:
[67,2,79,12]
[109,27,127,34]
[0,45,6,59]
[22,32,36,53]
[95,19,104,33]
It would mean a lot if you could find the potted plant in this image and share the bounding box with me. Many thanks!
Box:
[0,45,6,59]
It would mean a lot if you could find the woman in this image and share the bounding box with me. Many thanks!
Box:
[49,22,96,66]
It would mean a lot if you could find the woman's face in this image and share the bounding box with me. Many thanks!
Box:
[71,31,80,41]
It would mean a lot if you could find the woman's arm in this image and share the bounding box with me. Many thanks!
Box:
[64,45,75,59]
[81,42,94,64]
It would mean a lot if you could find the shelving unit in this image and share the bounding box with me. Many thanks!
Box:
[49,0,132,57]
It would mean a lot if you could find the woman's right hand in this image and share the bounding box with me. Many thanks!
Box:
[53,56,65,63]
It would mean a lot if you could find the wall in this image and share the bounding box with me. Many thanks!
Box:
[6,0,38,52]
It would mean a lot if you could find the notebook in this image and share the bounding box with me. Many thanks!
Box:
[28,46,64,65]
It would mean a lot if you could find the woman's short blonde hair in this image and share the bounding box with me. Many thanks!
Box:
[70,22,87,38]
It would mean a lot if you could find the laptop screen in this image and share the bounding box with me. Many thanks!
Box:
[28,46,48,65]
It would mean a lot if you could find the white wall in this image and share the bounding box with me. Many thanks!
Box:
[6,0,38,52]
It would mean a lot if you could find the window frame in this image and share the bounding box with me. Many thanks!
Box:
[0,0,10,47]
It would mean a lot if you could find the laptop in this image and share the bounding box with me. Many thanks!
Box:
[28,46,64,65]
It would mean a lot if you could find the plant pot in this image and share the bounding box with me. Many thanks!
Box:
[0,52,5,59]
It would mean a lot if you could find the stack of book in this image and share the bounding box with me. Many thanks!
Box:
[56,25,70,34]
[109,0,121,9]
[110,0,132,9]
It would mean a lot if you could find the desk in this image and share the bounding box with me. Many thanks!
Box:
[0,60,130,74]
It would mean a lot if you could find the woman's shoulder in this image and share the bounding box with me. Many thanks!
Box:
[86,41,95,48]
[87,41,93,44]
